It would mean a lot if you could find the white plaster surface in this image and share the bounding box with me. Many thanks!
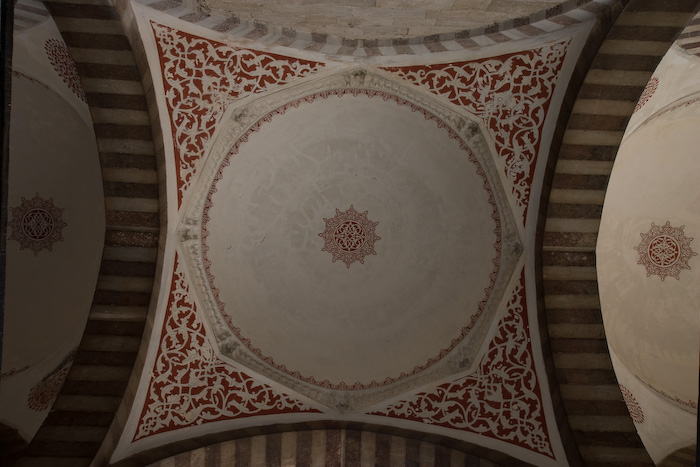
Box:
[206,94,498,385]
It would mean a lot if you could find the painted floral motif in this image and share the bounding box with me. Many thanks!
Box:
[635,77,658,112]
[150,22,326,206]
[319,205,380,268]
[9,193,67,255]
[635,221,695,280]
[382,41,570,224]
[371,269,553,458]
[27,352,75,411]
[619,385,644,424]
[134,254,318,441]
[44,38,87,103]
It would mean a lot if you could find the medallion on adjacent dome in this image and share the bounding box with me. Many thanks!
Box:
[319,205,380,268]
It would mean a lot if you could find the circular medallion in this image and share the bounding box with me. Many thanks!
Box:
[22,208,55,240]
[319,205,380,267]
[9,194,67,255]
[647,234,680,267]
[635,221,695,280]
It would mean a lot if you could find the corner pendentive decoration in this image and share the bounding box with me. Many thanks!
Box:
[635,221,695,280]
[8,193,67,255]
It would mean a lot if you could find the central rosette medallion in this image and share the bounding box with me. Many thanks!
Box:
[319,205,380,267]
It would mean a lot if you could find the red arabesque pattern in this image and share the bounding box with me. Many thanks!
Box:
[382,41,570,224]
[27,353,75,411]
[150,22,326,207]
[134,254,318,441]
[201,89,502,390]
[635,77,659,112]
[619,385,644,424]
[44,38,87,103]
[370,269,554,458]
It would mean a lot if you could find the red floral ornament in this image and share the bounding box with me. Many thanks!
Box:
[319,205,380,268]
[635,221,695,280]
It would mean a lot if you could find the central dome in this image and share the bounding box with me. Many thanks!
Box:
[202,89,501,388]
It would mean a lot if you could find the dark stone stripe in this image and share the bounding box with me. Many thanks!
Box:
[608,25,683,42]
[105,211,159,229]
[551,174,609,190]
[568,113,629,131]
[204,444,221,466]
[543,280,599,295]
[435,445,451,466]
[325,429,342,467]
[578,83,643,101]
[550,339,609,353]
[546,308,604,324]
[84,320,144,336]
[104,231,159,248]
[374,433,390,465]
[73,350,138,366]
[573,430,645,448]
[405,438,420,467]
[557,369,618,384]
[23,441,100,457]
[565,400,631,416]
[93,290,151,306]
[61,380,128,396]
[548,203,603,219]
[295,431,312,465]
[265,433,281,467]
[625,0,698,11]
[234,437,251,467]
[103,181,159,199]
[591,53,661,71]
[559,144,619,161]
[77,63,140,81]
[542,251,596,267]
[543,231,599,248]
[43,411,113,427]
[44,2,119,20]
[88,94,147,111]
[100,260,157,277]
[100,153,157,170]
[62,32,132,50]
[344,430,361,467]
[94,123,152,140]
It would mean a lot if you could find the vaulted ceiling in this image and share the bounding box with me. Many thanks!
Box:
[1,0,699,466]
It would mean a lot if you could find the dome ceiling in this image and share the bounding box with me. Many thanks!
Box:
[202,0,570,40]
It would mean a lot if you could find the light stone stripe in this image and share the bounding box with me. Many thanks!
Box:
[451,449,466,465]
[82,78,144,95]
[97,138,155,155]
[545,218,601,233]
[543,266,597,281]
[53,17,124,34]
[389,435,406,464]
[545,294,601,309]
[70,48,137,66]
[102,167,158,184]
[549,188,606,205]
[360,431,376,466]
[563,129,623,146]
[572,98,636,116]
[310,430,326,467]
[220,440,236,464]
[561,384,623,400]
[280,432,296,466]
[555,160,614,175]
[105,197,159,213]
[81,334,141,351]
[549,323,606,339]
[91,108,150,125]
[599,40,671,56]
[419,441,435,467]
[569,415,636,432]
[190,448,205,467]
[584,69,651,86]
[96,275,154,292]
[90,305,148,322]
[553,353,613,369]
[250,435,266,466]
[47,0,114,5]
